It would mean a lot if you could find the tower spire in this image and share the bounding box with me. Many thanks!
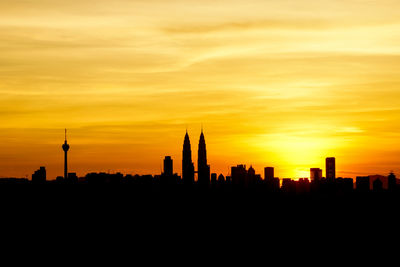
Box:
[198,128,210,185]
[182,131,194,185]
[62,129,70,180]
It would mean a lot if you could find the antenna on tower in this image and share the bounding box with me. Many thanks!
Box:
[65,128,67,141]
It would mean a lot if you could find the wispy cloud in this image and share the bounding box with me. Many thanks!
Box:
[162,19,335,34]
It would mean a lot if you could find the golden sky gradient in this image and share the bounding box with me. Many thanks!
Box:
[1,0,400,179]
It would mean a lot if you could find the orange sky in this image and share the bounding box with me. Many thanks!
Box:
[1,0,400,179]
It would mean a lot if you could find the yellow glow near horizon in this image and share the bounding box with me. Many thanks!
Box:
[1,0,400,179]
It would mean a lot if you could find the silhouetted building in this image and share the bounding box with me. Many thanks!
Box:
[248,166,255,176]
[264,167,274,181]
[160,166,180,186]
[218,174,225,184]
[163,156,173,176]
[231,165,247,187]
[296,178,311,194]
[326,157,336,180]
[343,178,354,191]
[336,178,354,193]
[271,178,280,191]
[247,165,256,186]
[68,172,78,183]
[369,175,387,190]
[281,178,296,193]
[310,168,322,182]
[62,129,70,180]
[182,131,195,185]
[388,172,396,191]
[211,173,217,185]
[356,176,370,191]
[246,165,261,186]
[263,167,279,191]
[32,167,46,183]
[198,130,210,185]
[373,178,383,191]
[230,165,263,187]
[85,172,124,185]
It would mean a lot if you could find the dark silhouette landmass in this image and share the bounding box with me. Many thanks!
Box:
[0,130,397,255]
[0,130,398,204]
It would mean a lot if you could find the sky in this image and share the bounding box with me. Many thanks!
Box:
[1,0,400,179]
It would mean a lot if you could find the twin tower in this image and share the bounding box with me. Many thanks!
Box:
[182,130,210,185]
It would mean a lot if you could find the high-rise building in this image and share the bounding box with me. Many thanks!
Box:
[182,131,194,185]
[281,178,295,193]
[264,167,274,181]
[247,165,260,186]
[32,167,46,183]
[231,165,247,186]
[198,130,210,185]
[163,156,173,176]
[264,167,279,191]
[217,174,225,183]
[161,156,178,186]
[310,168,322,182]
[62,129,70,180]
[326,157,336,180]
[211,173,217,185]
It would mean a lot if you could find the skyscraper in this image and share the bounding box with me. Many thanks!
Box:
[231,165,247,187]
[163,156,173,176]
[211,173,217,185]
[264,167,274,181]
[326,157,336,180]
[182,131,194,185]
[310,168,322,182]
[264,167,279,191]
[197,129,210,185]
[62,129,70,180]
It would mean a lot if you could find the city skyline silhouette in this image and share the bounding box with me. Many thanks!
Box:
[0,127,399,182]
[0,128,398,196]
[2,1,400,181]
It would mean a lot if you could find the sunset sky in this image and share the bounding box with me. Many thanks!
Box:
[1,0,400,179]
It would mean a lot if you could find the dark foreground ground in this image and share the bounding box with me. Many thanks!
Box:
[0,185,398,263]
[1,184,397,225]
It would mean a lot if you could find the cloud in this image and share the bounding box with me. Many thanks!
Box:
[162,19,335,35]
